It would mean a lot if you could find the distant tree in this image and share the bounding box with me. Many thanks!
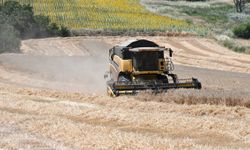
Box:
[0,1,36,38]
[233,0,246,13]
[0,23,21,53]
[0,1,70,39]
[0,11,21,53]
[0,1,70,53]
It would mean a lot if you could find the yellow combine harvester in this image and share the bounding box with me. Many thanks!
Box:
[106,39,201,97]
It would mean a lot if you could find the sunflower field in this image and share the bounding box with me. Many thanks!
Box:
[1,0,204,33]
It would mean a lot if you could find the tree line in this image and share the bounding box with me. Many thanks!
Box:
[0,1,70,53]
[234,0,250,13]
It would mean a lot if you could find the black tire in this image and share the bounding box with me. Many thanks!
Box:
[157,75,168,84]
[192,78,202,89]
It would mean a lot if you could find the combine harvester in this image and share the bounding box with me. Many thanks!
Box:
[106,39,201,97]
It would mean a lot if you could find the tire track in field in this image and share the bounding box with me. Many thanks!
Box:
[166,38,207,57]
[189,39,225,55]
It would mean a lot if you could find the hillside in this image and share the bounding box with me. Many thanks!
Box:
[142,0,250,32]
[1,0,202,33]
[141,0,250,53]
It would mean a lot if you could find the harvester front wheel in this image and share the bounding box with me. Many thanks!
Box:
[157,75,168,84]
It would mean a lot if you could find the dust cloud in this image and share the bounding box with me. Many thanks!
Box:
[0,54,108,94]
[0,38,112,94]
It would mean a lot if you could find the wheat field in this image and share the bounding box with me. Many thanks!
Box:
[0,36,249,149]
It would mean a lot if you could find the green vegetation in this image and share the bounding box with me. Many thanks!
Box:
[222,39,248,53]
[179,4,243,38]
[0,1,70,53]
[144,1,250,33]
[0,24,21,53]
[233,20,250,39]
[143,0,250,54]
[181,4,234,24]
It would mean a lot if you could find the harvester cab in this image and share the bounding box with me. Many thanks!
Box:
[106,39,201,97]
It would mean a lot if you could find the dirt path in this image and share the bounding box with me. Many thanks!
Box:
[0,36,250,149]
